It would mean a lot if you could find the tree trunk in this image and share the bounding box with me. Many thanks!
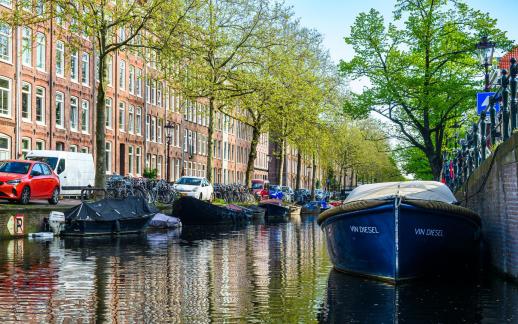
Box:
[349,169,354,188]
[245,126,260,188]
[94,54,107,189]
[295,149,302,190]
[428,152,443,181]
[310,153,316,200]
[206,98,215,182]
[276,138,285,186]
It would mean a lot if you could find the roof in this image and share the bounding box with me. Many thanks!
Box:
[345,181,457,204]
[498,47,518,70]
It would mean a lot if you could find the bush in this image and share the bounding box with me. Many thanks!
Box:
[144,168,157,179]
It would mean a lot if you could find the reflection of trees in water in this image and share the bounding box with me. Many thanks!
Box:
[0,223,515,322]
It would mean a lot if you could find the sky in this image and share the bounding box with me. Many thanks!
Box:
[284,0,518,64]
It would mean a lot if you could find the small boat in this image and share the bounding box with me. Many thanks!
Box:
[62,196,156,236]
[301,201,321,214]
[149,213,182,229]
[318,181,481,282]
[247,205,266,219]
[258,199,289,219]
[173,196,250,225]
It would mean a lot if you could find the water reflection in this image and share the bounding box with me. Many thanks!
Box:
[319,269,518,323]
[0,217,516,323]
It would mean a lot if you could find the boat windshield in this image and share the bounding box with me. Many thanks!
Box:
[0,161,31,174]
[27,156,58,170]
[176,177,202,186]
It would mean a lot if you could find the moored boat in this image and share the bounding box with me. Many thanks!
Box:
[62,196,156,236]
[173,196,250,225]
[318,181,481,282]
[258,199,289,219]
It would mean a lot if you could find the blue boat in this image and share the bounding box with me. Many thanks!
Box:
[318,181,481,282]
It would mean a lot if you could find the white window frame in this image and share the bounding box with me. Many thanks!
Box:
[119,59,125,90]
[35,86,45,125]
[71,50,78,82]
[56,41,64,77]
[21,27,32,67]
[129,65,134,94]
[55,91,64,128]
[136,107,142,135]
[128,145,134,175]
[35,32,45,71]
[0,77,10,117]
[106,98,112,129]
[35,139,45,150]
[0,23,12,63]
[81,99,89,133]
[105,141,112,174]
[21,137,30,158]
[21,82,31,121]
[70,96,78,131]
[128,105,134,134]
[81,52,89,86]
[136,146,141,175]
[119,101,125,132]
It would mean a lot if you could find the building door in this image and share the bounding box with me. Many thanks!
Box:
[119,143,126,175]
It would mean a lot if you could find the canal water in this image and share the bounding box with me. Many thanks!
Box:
[0,215,516,323]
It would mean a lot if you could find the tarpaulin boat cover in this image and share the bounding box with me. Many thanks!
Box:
[65,197,157,221]
[345,181,457,204]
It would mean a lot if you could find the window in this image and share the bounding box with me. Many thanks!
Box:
[105,98,112,128]
[55,91,64,127]
[81,52,89,85]
[69,145,77,152]
[136,107,142,135]
[151,80,156,104]
[81,100,89,132]
[56,41,64,77]
[21,138,30,158]
[81,147,88,153]
[35,32,45,71]
[21,27,31,66]
[21,82,31,121]
[0,76,11,119]
[119,102,125,132]
[0,0,11,8]
[119,60,125,90]
[129,65,134,94]
[35,140,44,150]
[35,0,44,15]
[107,55,113,86]
[146,79,150,103]
[55,4,64,26]
[56,142,64,151]
[157,82,162,107]
[157,156,162,178]
[119,28,125,42]
[151,117,156,142]
[105,142,112,174]
[0,23,11,62]
[146,115,150,140]
[136,147,141,175]
[71,51,78,82]
[0,134,10,159]
[136,68,142,97]
[128,106,134,133]
[157,119,162,143]
[128,146,133,175]
[35,86,44,124]
[70,97,78,130]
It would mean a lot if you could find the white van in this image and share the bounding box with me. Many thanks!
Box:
[26,150,95,196]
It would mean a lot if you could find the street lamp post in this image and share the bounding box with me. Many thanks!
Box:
[164,121,174,182]
[476,36,496,92]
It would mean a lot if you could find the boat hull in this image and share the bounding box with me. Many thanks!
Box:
[173,197,250,225]
[320,202,481,282]
[258,202,289,219]
[63,214,154,236]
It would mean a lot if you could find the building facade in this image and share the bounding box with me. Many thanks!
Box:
[0,8,269,184]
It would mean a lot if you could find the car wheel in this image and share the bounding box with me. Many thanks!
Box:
[48,187,59,205]
[20,187,31,205]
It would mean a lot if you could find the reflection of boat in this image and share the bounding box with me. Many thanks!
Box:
[318,269,480,323]
[258,199,289,219]
[173,197,250,225]
[180,223,248,241]
[63,197,156,236]
[318,181,481,282]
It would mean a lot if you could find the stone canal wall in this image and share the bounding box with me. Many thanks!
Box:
[455,132,518,281]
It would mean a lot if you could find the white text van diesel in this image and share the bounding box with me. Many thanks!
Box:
[26,150,95,196]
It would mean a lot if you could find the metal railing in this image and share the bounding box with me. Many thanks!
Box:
[444,58,518,191]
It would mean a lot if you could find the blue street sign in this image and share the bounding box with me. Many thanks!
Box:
[477,92,500,115]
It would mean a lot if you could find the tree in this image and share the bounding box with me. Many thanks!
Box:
[340,0,511,180]
[2,0,196,189]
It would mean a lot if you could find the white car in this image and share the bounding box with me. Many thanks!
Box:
[173,176,213,201]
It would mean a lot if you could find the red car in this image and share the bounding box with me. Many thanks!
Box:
[0,160,60,205]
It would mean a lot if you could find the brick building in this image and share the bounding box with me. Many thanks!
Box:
[0,8,268,183]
